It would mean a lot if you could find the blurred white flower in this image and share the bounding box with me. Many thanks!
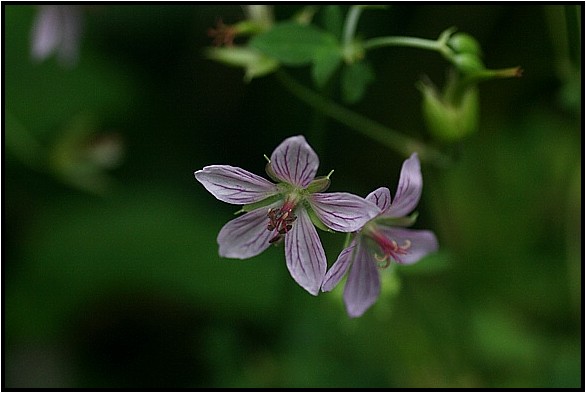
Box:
[30,5,83,66]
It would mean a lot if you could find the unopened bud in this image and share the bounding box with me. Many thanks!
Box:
[447,32,482,56]
[452,53,485,74]
[419,80,479,143]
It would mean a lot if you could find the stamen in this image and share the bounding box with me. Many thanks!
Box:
[266,205,297,244]
[369,230,413,267]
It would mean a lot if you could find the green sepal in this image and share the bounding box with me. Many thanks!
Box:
[305,175,331,193]
[304,202,334,232]
[375,211,419,227]
[264,161,283,183]
[237,194,283,214]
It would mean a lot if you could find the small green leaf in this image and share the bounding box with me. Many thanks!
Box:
[341,61,375,104]
[321,5,344,39]
[249,22,338,66]
[311,47,342,88]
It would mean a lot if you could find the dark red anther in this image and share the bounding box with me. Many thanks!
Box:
[266,206,297,244]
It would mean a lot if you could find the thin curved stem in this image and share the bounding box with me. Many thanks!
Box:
[363,36,443,52]
[343,6,364,47]
[275,71,451,167]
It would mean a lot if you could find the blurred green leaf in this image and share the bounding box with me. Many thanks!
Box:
[341,61,375,103]
[311,47,342,88]
[249,22,339,66]
[321,6,344,39]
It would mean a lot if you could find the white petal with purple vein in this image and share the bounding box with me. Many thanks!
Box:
[217,204,280,259]
[309,192,380,232]
[366,187,391,212]
[195,165,280,205]
[321,240,356,292]
[343,239,381,318]
[269,135,318,188]
[385,153,423,218]
[284,207,327,296]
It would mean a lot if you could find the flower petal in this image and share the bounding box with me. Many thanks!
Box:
[321,240,356,292]
[195,165,280,205]
[385,153,422,217]
[343,239,380,318]
[378,227,438,264]
[285,206,327,295]
[31,6,61,61]
[217,204,279,259]
[270,135,318,188]
[366,187,391,211]
[308,192,380,232]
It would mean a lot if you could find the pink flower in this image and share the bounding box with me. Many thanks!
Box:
[194,135,379,295]
[321,153,439,317]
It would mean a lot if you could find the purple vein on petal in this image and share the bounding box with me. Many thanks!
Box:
[366,187,391,212]
[309,193,379,232]
[270,136,318,188]
[195,165,279,205]
[217,203,280,259]
[285,206,326,295]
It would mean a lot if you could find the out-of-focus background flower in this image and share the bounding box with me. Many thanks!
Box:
[4,5,581,389]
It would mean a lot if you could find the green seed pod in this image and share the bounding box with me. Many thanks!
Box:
[452,53,485,74]
[447,32,483,56]
[419,81,479,143]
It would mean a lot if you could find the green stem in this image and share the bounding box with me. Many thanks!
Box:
[343,6,364,47]
[363,36,444,53]
[275,71,451,167]
[362,27,457,60]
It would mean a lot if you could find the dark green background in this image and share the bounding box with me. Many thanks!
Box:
[4,5,582,389]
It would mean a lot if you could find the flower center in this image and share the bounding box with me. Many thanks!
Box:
[266,200,297,244]
[369,230,412,268]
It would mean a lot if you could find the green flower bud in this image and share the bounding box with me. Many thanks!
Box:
[205,47,279,82]
[419,80,479,143]
[452,53,485,74]
[447,32,482,56]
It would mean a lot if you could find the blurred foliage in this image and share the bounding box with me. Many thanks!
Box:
[4,4,582,389]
